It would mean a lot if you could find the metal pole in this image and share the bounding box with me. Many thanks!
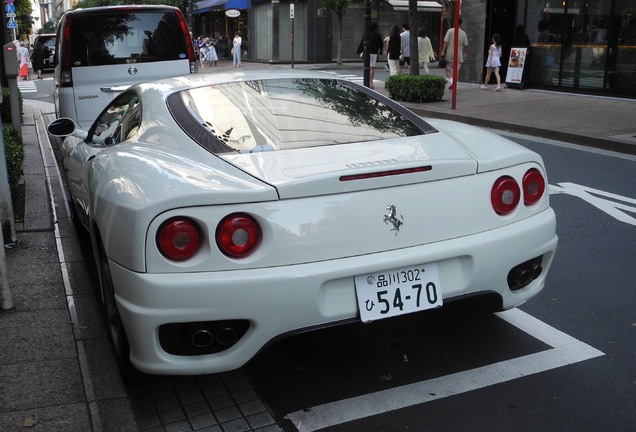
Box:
[451,0,460,109]
[0,95,17,244]
[0,228,13,311]
[8,77,20,134]
[0,107,15,310]
[363,0,370,87]
[291,3,295,68]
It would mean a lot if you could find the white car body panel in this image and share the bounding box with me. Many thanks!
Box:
[55,70,558,375]
[115,209,557,375]
[57,61,192,129]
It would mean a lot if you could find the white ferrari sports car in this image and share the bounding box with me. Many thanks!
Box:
[48,69,558,375]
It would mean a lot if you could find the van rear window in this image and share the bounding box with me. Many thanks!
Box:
[70,11,189,67]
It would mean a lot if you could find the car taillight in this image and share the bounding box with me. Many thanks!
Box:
[522,168,546,205]
[216,213,261,258]
[157,218,201,260]
[59,15,73,87]
[175,8,198,72]
[491,176,521,215]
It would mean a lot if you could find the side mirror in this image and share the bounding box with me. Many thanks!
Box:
[47,118,89,141]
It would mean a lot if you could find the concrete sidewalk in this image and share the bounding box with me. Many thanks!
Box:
[1,101,137,431]
[0,62,634,431]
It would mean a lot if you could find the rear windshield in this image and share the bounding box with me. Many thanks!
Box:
[69,10,188,67]
[38,36,56,50]
[175,78,432,154]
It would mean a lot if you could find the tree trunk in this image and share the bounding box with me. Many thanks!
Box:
[337,12,344,65]
[409,0,419,75]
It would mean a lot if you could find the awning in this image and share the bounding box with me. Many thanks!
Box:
[225,0,249,9]
[388,0,443,12]
[195,0,227,14]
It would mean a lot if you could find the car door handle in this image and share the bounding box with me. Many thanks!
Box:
[100,85,131,93]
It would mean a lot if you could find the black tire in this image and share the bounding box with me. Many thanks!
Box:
[98,241,136,379]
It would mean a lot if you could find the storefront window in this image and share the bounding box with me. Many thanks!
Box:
[525,0,636,95]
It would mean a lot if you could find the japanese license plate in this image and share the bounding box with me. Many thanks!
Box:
[355,263,443,323]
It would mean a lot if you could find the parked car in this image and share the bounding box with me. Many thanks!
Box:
[47,70,558,376]
[32,33,56,70]
[53,4,197,129]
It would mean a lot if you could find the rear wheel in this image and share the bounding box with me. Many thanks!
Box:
[98,241,135,378]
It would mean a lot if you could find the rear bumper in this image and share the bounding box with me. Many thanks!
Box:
[112,209,557,375]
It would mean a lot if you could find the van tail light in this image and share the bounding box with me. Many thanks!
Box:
[216,214,261,258]
[522,168,546,205]
[491,176,521,215]
[175,8,198,73]
[59,14,73,87]
[157,218,201,261]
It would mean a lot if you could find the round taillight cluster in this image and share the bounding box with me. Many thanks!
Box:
[522,168,546,205]
[216,213,261,258]
[157,218,201,260]
[491,168,546,215]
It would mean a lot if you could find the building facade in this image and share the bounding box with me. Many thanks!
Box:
[194,0,635,97]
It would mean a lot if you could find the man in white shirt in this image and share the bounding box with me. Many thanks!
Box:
[398,23,410,74]
[442,18,468,89]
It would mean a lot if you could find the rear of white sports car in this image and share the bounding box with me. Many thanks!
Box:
[104,74,557,375]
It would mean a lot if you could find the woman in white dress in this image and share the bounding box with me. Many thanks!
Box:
[482,34,502,91]
[205,39,218,66]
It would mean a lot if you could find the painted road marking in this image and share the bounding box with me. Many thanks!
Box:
[550,182,636,226]
[17,80,37,93]
[285,308,604,432]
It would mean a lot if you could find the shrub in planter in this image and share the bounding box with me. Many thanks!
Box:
[384,74,446,103]
[2,126,24,197]
[1,87,24,122]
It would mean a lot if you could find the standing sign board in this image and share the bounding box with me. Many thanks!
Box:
[504,47,528,88]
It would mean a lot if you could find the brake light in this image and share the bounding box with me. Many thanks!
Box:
[175,8,198,72]
[216,214,261,258]
[157,218,201,260]
[491,176,520,215]
[59,15,73,86]
[522,168,546,205]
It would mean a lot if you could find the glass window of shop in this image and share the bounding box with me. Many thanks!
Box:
[525,0,636,96]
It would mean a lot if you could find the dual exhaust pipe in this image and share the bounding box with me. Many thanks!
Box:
[189,324,239,348]
[508,257,543,291]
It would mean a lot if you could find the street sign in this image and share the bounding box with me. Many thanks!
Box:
[5,0,15,4]
[6,12,16,18]
[5,4,16,13]
[7,19,17,29]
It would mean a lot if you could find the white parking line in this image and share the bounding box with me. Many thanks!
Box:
[285,308,604,432]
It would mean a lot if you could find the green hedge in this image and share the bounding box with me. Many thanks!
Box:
[1,87,24,123]
[3,126,24,197]
[384,74,446,103]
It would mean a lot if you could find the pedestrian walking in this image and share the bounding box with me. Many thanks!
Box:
[442,18,469,90]
[31,39,49,79]
[384,25,401,76]
[482,33,502,91]
[17,42,30,80]
[206,39,218,66]
[397,23,410,74]
[232,32,242,67]
[417,27,436,74]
